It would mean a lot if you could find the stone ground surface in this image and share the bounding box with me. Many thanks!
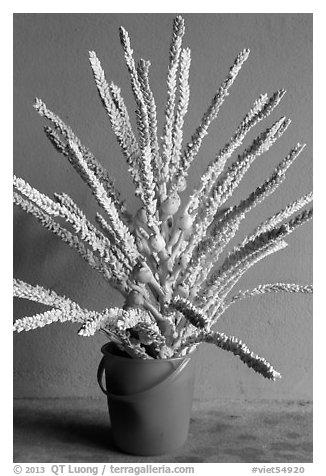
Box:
[13,398,312,463]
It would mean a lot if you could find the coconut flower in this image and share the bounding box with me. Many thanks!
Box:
[13,16,312,381]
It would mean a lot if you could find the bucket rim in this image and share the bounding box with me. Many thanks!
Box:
[100,342,194,364]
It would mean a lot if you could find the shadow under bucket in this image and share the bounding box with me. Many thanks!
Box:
[97,343,197,456]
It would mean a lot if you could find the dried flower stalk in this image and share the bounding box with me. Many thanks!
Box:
[176,330,281,380]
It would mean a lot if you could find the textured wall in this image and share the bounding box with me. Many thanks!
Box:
[13,13,312,400]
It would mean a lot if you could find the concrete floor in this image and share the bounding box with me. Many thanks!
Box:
[13,398,312,463]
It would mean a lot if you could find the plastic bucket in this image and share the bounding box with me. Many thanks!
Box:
[97,343,197,455]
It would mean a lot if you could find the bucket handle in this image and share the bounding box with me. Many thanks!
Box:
[97,356,108,395]
[97,356,190,401]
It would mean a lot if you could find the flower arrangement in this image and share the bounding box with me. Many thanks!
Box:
[13,16,312,382]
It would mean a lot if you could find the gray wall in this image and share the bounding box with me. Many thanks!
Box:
[13,13,312,400]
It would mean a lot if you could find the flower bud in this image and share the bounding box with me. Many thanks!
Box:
[133,266,152,283]
[177,211,193,230]
[148,234,166,253]
[160,193,181,217]
[135,207,148,225]
[124,291,144,307]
